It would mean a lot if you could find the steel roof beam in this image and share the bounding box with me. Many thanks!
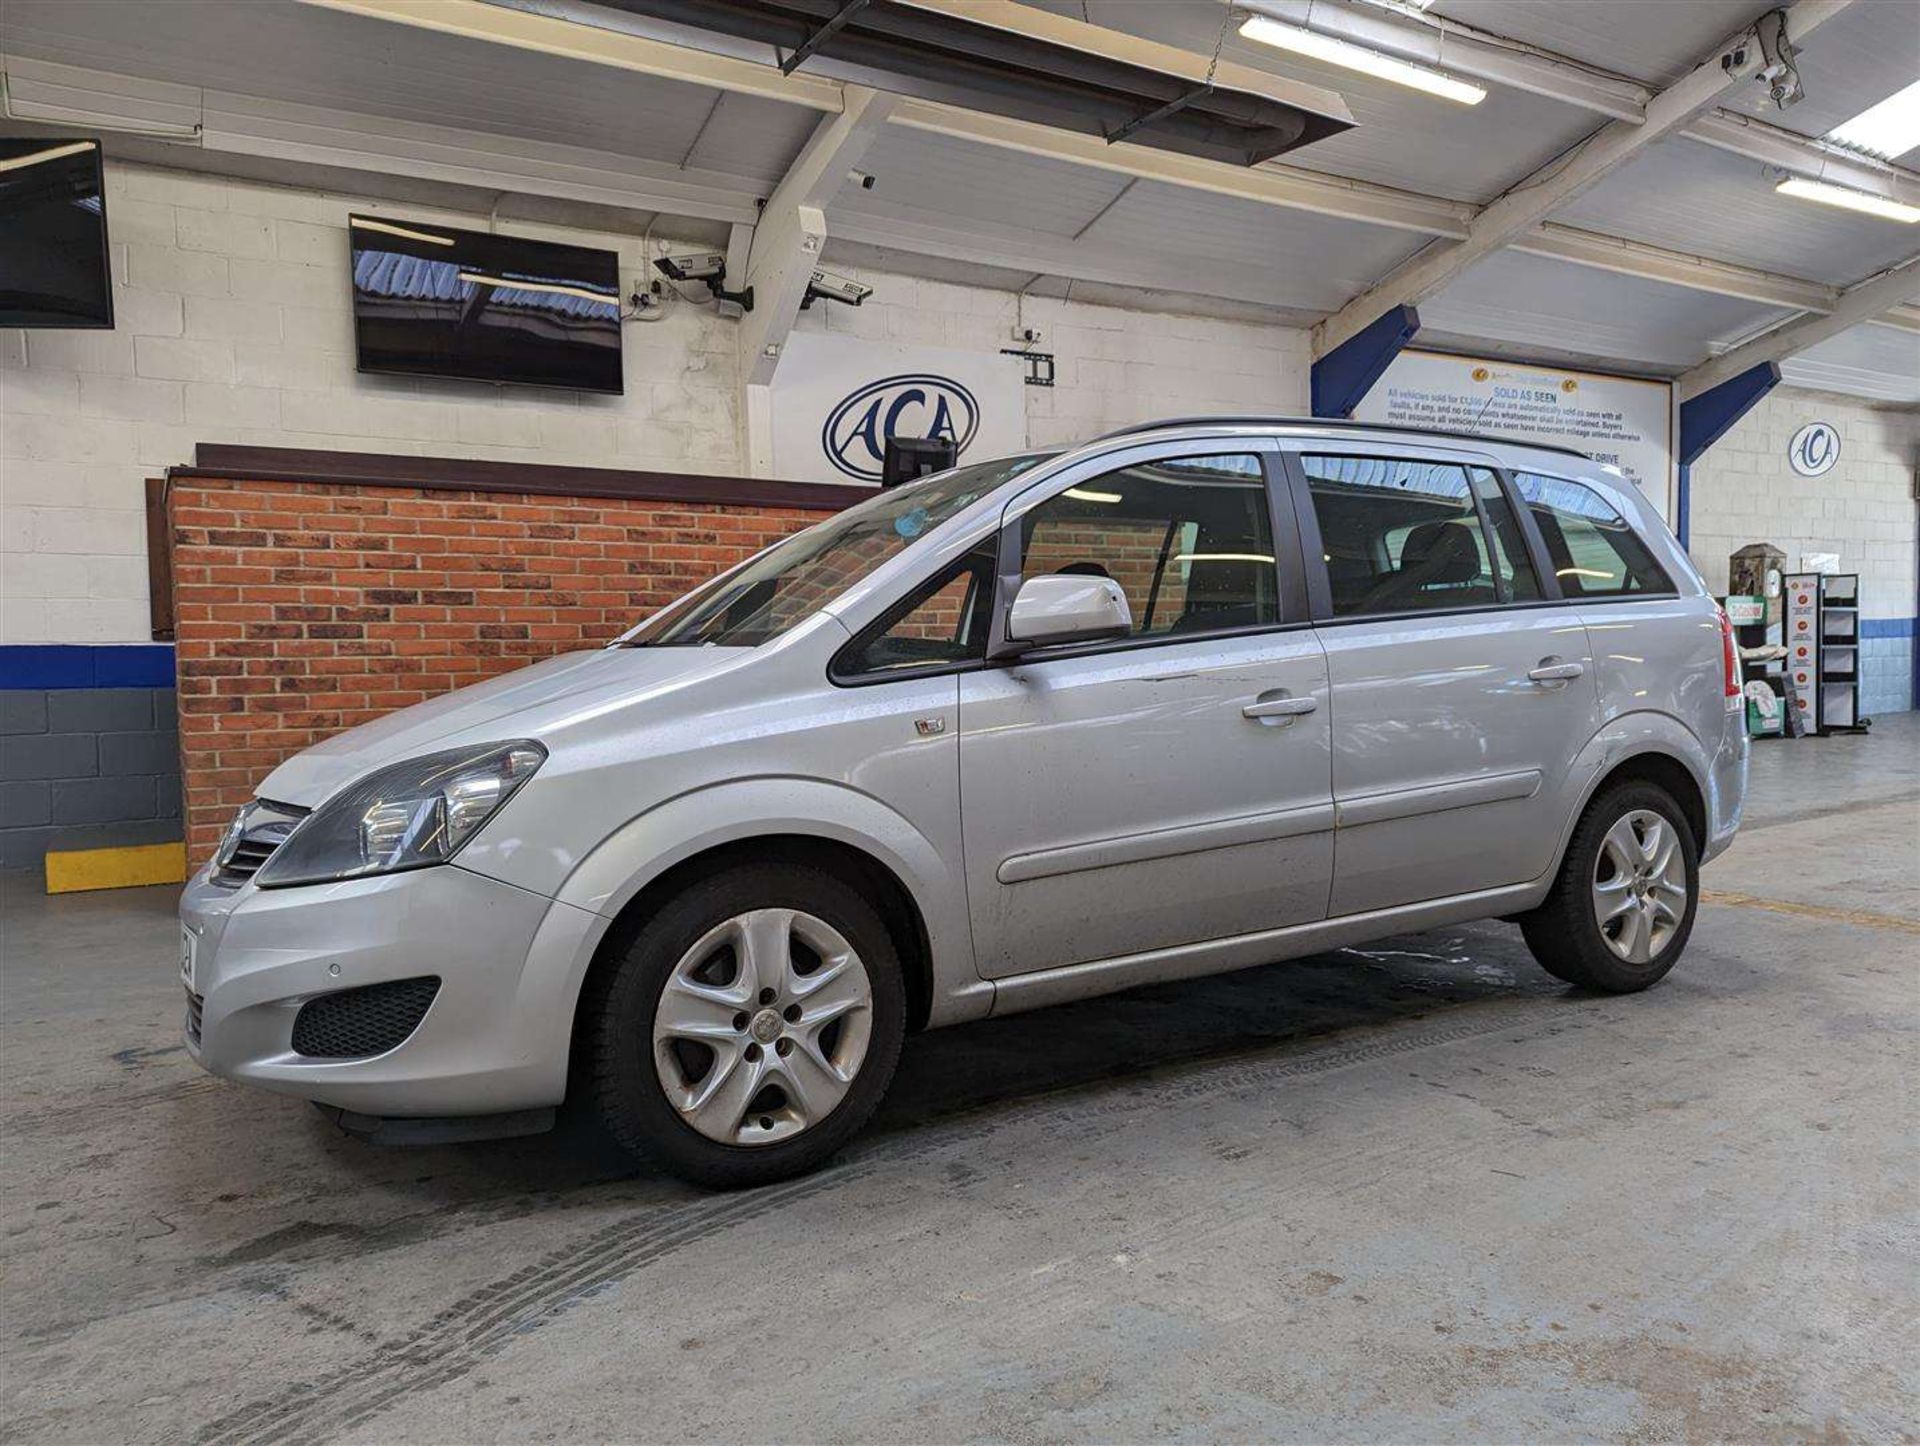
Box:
[1237,0,1920,208]
[737,84,898,475]
[1314,0,1858,357]
[1679,259,1920,399]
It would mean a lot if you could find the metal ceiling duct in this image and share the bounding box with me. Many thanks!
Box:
[591,0,1355,166]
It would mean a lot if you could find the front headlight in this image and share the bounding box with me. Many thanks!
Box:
[255,741,546,888]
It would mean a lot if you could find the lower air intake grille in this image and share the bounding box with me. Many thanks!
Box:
[185,990,204,1046]
[291,977,441,1059]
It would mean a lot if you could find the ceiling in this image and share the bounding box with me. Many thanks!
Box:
[0,0,1915,402]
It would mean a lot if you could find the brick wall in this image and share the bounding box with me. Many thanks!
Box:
[169,477,825,864]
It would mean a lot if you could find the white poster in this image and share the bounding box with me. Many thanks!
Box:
[769,332,1029,486]
[1352,350,1674,521]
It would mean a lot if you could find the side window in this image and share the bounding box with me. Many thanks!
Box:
[1514,473,1672,597]
[836,545,995,677]
[1018,453,1279,638]
[1303,456,1536,615]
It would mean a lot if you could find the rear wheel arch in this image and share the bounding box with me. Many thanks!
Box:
[1551,716,1713,882]
[1587,751,1707,853]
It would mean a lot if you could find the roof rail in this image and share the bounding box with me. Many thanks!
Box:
[1092,415,1595,462]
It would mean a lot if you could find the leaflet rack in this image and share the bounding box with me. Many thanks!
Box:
[1784,571,1864,734]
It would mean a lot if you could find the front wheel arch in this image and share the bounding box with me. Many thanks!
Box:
[570,834,936,1071]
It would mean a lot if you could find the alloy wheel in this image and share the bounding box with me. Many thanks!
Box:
[1591,808,1688,965]
[652,908,874,1146]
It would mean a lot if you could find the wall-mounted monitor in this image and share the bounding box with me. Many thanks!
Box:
[348,214,623,394]
[0,138,114,329]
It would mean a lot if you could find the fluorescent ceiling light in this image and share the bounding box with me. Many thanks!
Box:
[1063,487,1122,503]
[1238,16,1486,105]
[1827,78,1920,160]
[1775,177,1920,224]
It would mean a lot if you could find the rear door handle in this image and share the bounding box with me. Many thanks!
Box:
[1527,661,1585,683]
[1243,695,1318,721]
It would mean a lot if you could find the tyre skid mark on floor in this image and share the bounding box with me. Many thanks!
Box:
[191,1173,858,1446]
[191,996,1592,1446]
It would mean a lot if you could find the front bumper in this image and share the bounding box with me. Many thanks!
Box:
[180,861,605,1117]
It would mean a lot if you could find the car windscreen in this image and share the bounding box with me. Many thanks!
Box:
[620,453,1055,648]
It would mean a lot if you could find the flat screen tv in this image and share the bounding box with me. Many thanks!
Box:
[348,213,623,394]
[0,137,114,329]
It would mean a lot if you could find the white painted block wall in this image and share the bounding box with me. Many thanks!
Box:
[1688,390,1918,713]
[1688,392,1917,608]
[0,160,1310,646]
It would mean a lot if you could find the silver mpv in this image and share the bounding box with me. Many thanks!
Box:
[181,418,1748,1186]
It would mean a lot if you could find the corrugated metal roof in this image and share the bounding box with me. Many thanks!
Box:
[0,0,1913,399]
[1419,250,1795,371]
[1556,137,1920,288]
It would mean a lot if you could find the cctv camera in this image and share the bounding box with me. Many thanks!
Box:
[653,251,727,282]
[802,268,872,309]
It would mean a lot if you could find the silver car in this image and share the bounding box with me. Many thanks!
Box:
[180,418,1748,1186]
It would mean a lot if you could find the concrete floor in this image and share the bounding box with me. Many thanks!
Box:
[3,719,1916,1444]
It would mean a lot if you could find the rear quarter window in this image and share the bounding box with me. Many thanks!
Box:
[1513,473,1672,598]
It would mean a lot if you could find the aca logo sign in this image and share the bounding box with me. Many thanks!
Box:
[1787,421,1840,478]
[821,373,980,481]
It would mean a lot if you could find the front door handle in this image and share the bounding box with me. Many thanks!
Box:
[1243,694,1318,722]
[1527,660,1585,684]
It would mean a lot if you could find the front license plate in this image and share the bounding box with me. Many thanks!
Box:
[179,926,197,992]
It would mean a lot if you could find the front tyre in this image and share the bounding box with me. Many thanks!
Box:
[1521,781,1699,993]
[583,863,905,1188]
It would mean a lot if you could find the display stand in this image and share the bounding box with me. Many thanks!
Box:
[1783,571,1867,735]
[1818,573,1863,732]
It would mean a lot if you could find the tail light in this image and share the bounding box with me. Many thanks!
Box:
[1718,607,1741,705]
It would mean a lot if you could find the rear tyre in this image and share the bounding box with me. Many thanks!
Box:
[1520,780,1699,993]
[582,863,905,1189]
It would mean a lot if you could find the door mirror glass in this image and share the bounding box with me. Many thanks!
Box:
[1001,573,1133,653]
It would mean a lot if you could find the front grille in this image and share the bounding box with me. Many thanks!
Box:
[184,989,204,1046]
[291,977,441,1059]
[214,799,309,886]
[221,838,279,880]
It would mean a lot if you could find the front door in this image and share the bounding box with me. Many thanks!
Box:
[958,445,1335,979]
[1288,449,1603,915]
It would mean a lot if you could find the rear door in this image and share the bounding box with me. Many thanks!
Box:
[1508,469,1719,735]
[957,441,1335,979]
[1283,446,1602,916]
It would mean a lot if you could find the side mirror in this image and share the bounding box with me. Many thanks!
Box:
[996,573,1133,657]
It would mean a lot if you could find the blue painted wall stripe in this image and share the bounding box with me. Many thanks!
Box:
[2,626,1909,692]
[0,644,177,690]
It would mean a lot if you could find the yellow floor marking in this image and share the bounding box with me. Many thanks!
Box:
[1701,889,1920,936]
[44,842,187,895]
